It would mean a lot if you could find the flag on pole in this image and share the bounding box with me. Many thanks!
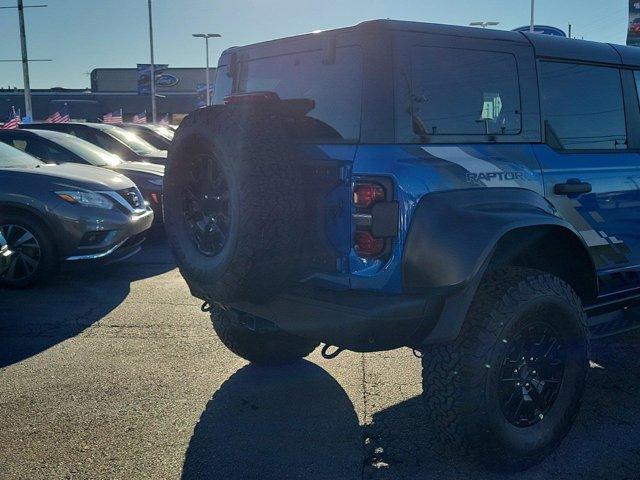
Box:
[1,108,20,130]
[45,104,70,123]
[159,113,170,126]
[133,111,147,124]
[103,109,123,124]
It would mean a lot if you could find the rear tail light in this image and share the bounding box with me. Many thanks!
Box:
[354,231,385,257]
[353,183,385,209]
[353,181,393,258]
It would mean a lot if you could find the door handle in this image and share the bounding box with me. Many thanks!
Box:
[554,179,592,195]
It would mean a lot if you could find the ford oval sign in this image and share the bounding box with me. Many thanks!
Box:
[156,73,180,88]
[512,25,567,37]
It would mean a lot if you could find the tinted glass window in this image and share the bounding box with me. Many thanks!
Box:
[214,46,363,142]
[37,131,123,167]
[103,126,159,155]
[540,62,626,150]
[0,142,42,167]
[408,47,522,138]
[21,138,73,163]
[9,139,27,151]
[92,131,122,152]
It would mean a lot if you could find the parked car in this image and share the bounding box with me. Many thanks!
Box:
[0,230,11,277]
[0,141,153,287]
[23,123,167,164]
[121,123,174,151]
[164,20,640,470]
[0,129,164,224]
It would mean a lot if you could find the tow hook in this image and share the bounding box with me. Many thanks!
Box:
[321,344,344,359]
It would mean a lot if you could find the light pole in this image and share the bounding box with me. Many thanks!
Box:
[147,0,157,123]
[530,0,535,32]
[0,1,49,120]
[469,21,500,29]
[193,33,221,107]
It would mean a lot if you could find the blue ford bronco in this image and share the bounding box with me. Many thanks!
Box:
[164,20,640,469]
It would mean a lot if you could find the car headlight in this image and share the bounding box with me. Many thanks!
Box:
[147,177,163,187]
[56,191,114,209]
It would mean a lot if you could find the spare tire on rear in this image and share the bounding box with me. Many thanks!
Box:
[163,105,304,304]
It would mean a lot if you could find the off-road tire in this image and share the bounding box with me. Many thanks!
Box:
[0,212,58,288]
[421,267,589,470]
[211,306,319,366]
[164,105,303,304]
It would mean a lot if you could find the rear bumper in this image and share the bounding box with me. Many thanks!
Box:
[230,286,444,352]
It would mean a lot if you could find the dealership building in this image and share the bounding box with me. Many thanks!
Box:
[0,66,213,123]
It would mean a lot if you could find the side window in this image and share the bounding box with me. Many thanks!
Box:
[408,47,522,138]
[10,139,27,151]
[18,138,67,163]
[540,62,626,150]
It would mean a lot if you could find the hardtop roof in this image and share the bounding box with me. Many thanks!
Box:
[220,19,640,68]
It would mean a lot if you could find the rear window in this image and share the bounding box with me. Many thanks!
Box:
[404,47,522,141]
[214,45,363,142]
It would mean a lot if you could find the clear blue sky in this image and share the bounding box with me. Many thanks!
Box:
[0,0,631,89]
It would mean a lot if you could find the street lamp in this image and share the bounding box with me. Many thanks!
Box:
[0,1,49,120]
[530,0,535,32]
[193,33,222,107]
[147,0,157,123]
[469,21,500,29]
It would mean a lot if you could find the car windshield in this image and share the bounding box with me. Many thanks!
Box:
[39,132,123,167]
[147,125,174,141]
[103,126,162,156]
[0,141,43,168]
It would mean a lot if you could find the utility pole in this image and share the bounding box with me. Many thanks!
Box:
[568,22,572,38]
[0,2,48,120]
[17,0,32,118]
[193,33,221,106]
[530,0,535,32]
[147,0,157,123]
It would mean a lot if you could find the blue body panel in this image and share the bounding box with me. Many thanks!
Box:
[314,143,545,294]
[314,142,640,299]
[533,145,640,288]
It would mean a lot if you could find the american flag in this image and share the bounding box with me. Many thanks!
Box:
[159,113,170,126]
[45,104,70,123]
[103,109,123,124]
[133,111,147,124]
[1,108,20,130]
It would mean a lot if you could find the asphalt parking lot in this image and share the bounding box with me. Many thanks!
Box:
[1,235,640,480]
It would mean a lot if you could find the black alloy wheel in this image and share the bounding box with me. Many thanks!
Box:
[0,224,41,283]
[498,322,565,428]
[181,154,231,257]
[421,267,589,470]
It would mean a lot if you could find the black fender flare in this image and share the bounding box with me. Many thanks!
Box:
[402,188,596,345]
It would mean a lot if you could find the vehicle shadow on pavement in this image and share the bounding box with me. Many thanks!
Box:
[182,360,364,480]
[361,331,640,480]
[0,234,175,369]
